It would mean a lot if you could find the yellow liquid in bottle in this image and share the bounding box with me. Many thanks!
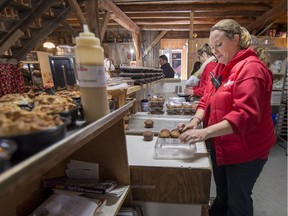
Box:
[75,26,109,123]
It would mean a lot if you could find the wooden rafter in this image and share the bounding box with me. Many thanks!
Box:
[61,20,78,37]
[85,0,101,38]
[68,0,87,27]
[246,0,287,34]
[0,0,57,47]
[100,11,111,42]
[98,0,140,33]
[144,30,168,56]
[13,1,85,60]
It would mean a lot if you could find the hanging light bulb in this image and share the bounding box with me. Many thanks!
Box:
[43,41,56,49]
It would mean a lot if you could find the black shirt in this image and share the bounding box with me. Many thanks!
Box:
[161,63,175,78]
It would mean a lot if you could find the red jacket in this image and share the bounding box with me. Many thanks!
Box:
[197,47,276,165]
[193,61,217,97]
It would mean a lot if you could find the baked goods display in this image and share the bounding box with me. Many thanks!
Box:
[158,129,171,138]
[182,102,197,115]
[143,131,154,141]
[0,102,21,113]
[0,110,63,137]
[158,128,182,138]
[166,102,182,115]
[55,89,81,99]
[0,93,33,106]
[34,94,75,109]
[165,101,198,115]
[170,129,181,138]
[144,119,154,128]
[149,95,165,114]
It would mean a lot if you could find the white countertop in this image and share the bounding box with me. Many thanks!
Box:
[126,135,211,169]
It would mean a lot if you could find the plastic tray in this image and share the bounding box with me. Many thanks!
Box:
[154,138,196,160]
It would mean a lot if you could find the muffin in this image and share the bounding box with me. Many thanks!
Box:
[170,129,181,138]
[144,119,154,128]
[159,129,170,138]
[143,131,154,141]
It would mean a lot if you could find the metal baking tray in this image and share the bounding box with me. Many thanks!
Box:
[125,112,191,135]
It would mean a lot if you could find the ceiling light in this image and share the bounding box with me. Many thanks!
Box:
[43,41,56,49]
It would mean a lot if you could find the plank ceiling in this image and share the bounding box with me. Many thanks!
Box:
[65,0,287,39]
[0,0,286,60]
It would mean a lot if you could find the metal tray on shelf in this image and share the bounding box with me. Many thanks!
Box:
[125,112,191,135]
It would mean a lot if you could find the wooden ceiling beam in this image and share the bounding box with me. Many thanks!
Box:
[0,0,57,47]
[246,0,287,33]
[98,0,140,33]
[144,30,168,56]
[13,1,84,60]
[66,10,263,20]
[100,11,111,42]
[85,0,100,38]
[132,18,254,25]
[114,0,272,4]
[117,4,270,13]
[139,24,213,31]
[61,20,78,37]
[68,0,87,27]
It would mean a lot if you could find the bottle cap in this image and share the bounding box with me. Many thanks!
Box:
[76,24,100,46]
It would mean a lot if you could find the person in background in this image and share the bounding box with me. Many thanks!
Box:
[178,19,275,216]
[191,61,202,76]
[103,43,115,78]
[184,43,217,97]
[186,61,202,87]
[19,62,31,85]
[159,55,175,78]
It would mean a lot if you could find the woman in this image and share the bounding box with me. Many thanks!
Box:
[186,61,202,87]
[185,43,217,97]
[178,19,275,216]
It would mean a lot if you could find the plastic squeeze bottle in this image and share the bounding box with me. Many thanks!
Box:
[75,25,109,123]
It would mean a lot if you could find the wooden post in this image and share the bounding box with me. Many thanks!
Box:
[132,31,143,66]
[187,11,195,79]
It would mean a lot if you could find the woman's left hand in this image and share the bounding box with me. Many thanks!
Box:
[179,128,208,144]
[184,87,194,96]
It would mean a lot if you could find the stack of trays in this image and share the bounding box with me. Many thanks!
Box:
[148,95,165,114]
[166,97,198,115]
[119,66,164,85]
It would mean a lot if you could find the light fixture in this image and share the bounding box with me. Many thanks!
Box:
[43,41,56,49]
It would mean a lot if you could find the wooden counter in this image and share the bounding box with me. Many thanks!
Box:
[126,135,211,215]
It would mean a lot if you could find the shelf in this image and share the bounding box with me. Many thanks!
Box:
[94,186,130,215]
[21,60,39,64]
[0,100,134,215]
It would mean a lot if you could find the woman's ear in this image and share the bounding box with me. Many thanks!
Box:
[233,34,240,45]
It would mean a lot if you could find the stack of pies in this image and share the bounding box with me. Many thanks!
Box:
[0,110,63,137]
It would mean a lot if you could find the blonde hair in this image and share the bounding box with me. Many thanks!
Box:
[254,46,271,67]
[197,43,213,56]
[210,19,251,49]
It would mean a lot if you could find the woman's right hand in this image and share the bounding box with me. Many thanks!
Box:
[177,121,198,132]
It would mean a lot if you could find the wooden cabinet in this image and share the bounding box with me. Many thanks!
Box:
[126,135,211,216]
[0,101,134,216]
